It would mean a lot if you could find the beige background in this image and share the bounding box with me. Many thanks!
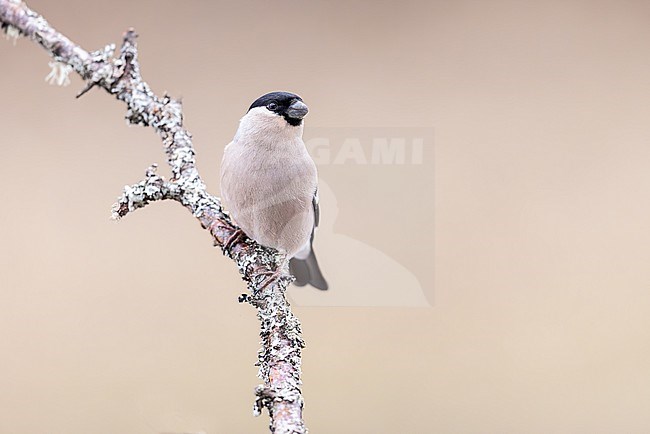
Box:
[2,0,650,433]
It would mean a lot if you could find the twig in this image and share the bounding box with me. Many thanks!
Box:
[0,1,307,433]
[75,80,95,98]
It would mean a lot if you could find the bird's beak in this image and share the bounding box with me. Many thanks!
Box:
[285,100,309,119]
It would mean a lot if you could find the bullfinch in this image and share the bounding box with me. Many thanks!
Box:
[220,91,328,290]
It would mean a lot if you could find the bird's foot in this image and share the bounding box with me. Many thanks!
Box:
[256,268,286,291]
[222,228,246,252]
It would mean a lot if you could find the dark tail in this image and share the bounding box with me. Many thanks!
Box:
[289,248,328,290]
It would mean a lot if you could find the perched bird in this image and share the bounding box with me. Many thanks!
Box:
[220,91,328,290]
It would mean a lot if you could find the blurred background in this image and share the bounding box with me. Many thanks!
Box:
[1,0,650,432]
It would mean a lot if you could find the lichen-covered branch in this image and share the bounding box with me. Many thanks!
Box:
[0,1,307,433]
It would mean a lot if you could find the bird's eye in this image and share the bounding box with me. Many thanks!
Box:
[267,102,278,111]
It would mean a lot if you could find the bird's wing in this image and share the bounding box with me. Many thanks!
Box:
[289,186,328,290]
[312,187,320,230]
